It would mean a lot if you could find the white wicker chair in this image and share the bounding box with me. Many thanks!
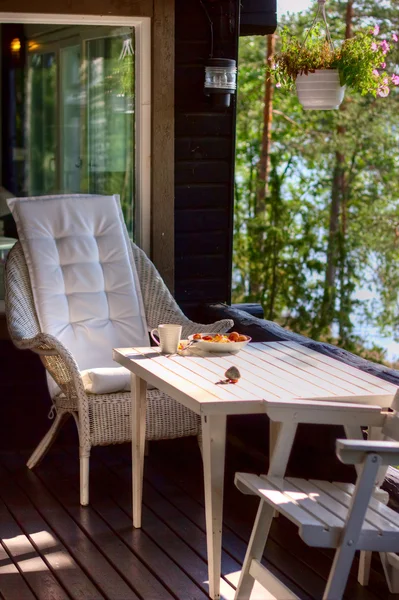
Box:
[5,240,233,505]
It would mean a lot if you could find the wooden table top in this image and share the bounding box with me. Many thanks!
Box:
[113,341,397,417]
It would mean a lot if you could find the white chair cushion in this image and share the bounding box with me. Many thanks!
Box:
[8,194,149,397]
[80,367,156,394]
[81,367,131,394]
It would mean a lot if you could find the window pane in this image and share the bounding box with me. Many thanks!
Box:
[60,44,81,193]
[27,52,57,195]
[84,32,135,236]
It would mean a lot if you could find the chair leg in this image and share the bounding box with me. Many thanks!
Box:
[235,499,275,600]
[323,453,382,600]
[380,552,399,593]
[197,430,203,459]
[27,411,70,469]
[323,543,357,600]
[358,551,372,586]
[79,446,91,506]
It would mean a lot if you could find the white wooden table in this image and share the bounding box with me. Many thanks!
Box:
[113,341,398,600]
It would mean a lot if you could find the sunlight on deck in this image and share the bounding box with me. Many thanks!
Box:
[3,531,58,556]
[0,552,74,573]
[206,570,285,600]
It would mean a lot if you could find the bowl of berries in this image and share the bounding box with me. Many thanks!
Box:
[187,332,251,353]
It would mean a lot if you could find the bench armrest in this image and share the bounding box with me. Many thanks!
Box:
[336,439,399,466]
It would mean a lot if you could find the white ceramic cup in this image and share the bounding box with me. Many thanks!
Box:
[150,324,182,354]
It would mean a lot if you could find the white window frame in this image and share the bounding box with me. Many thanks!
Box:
[0,12,151,254]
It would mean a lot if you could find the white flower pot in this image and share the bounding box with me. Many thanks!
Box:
[296,69,345,110]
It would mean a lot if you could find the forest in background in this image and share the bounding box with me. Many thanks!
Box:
[233,0,399,367]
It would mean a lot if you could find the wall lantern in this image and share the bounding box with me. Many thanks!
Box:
[204,57,237,107]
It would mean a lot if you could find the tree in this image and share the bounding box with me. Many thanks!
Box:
[317,0,354,338]
[233,0,399,365]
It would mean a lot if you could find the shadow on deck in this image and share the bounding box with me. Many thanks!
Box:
[0,436,396,600]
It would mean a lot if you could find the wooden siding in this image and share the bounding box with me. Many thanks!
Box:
[174,0,239,317]
[0,0,152,16]
[240,0,277,36]
[152,0,175,293]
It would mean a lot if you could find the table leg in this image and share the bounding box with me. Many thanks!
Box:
[344,426,364,477]
[201,414,227,600]
[268,421,298,477]
[131,374,147,528]
[269,420,282,462]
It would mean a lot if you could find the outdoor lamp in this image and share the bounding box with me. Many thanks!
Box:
[204,58,237,108]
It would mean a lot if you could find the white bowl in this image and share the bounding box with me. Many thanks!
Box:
[187,333,251,353]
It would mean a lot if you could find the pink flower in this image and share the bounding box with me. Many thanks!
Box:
[393,33,398,42]
[380,40,390,54]
[275,82,281,88]
[377,85,390,97]
[372,69,379,76]
[380,62,386,68]
[371,42,378,51]
[383,77,389,84]
[372,24,380,36]
[392,74,399,85]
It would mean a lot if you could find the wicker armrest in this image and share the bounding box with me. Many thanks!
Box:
[180,318,234,338]
[11,330,87,408]
[132,242,233,335]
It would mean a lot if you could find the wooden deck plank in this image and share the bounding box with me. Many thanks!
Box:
[0,462,104,600]
[87,449,239,596]
[0,496,69,600]
[141,451,321,600]
[41,450,213,600]
[105,445,315,600]
[60,447,238,599]
[0,454,140,600]
[0,543,37,600]
[0,438,394,600]
[0,540,38,600]
[94,445,249,562]
[144,439,394,600]
[32,466,179,600]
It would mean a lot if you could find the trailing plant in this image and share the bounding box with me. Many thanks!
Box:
[271,23,399,97]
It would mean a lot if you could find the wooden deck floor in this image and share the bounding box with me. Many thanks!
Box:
[0,436,397,600]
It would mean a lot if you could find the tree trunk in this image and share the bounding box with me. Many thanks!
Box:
[317,1,353,336]
[249,34,275,300]
[256,33,275,215]
[345,1,354,39]
[266,164,281,320]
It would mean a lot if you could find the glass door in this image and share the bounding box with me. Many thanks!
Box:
[26,26,136,237]
[60,43,82,193]
[26,51,57,195]
[83,31,135,235]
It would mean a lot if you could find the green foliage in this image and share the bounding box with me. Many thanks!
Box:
[233,0,399,366]
[104,52,134,97]
[272,22,398,97]
[273,25,338,84]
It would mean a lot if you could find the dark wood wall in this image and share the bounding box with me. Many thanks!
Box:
[174,0,239,317]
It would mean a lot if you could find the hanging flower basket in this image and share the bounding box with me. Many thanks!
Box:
[296,69,345,110]
[269,0,399,109]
